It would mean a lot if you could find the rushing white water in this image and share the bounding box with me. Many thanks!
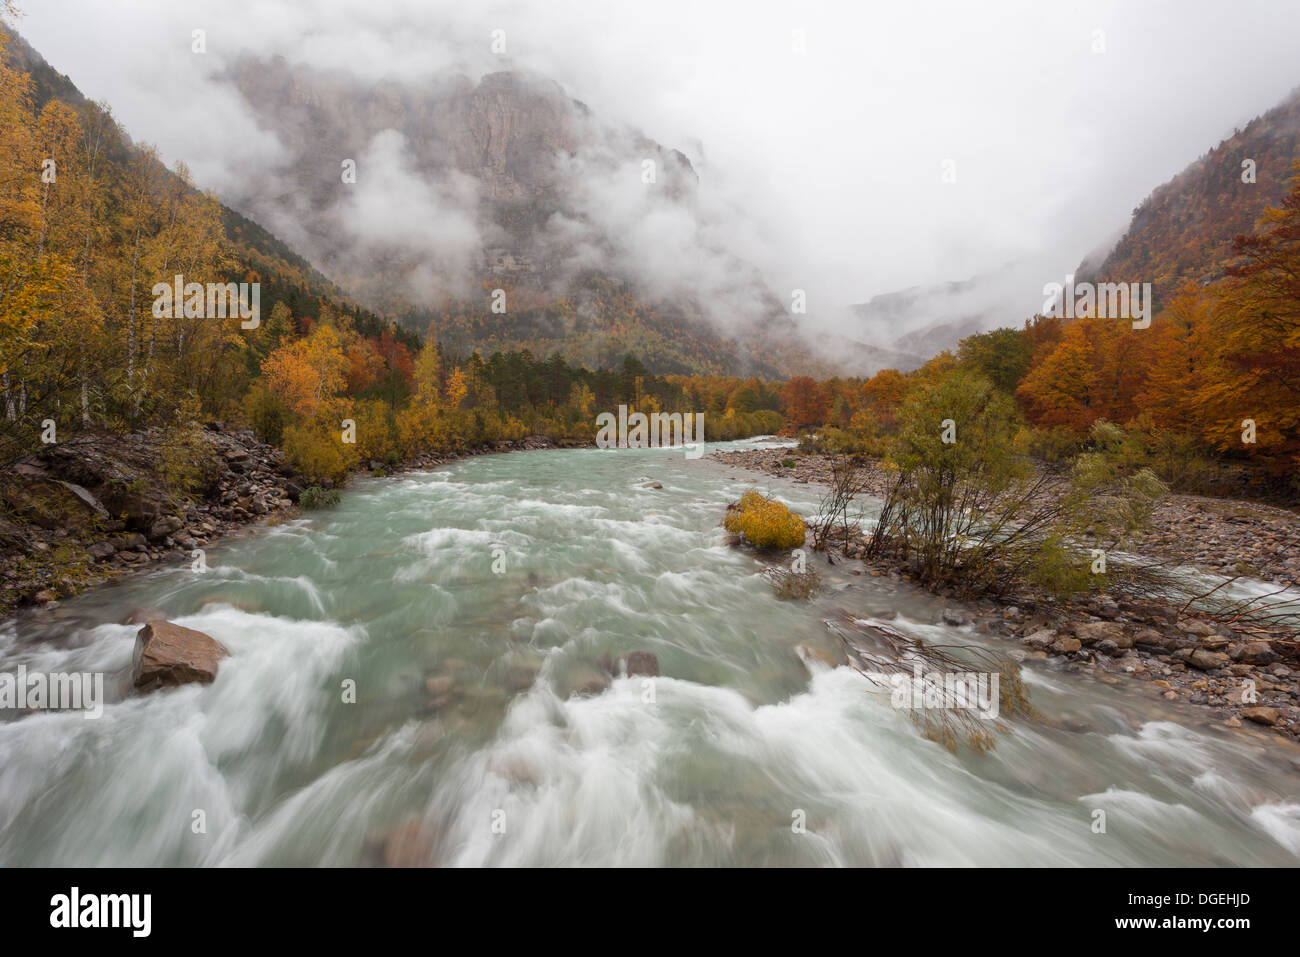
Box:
[1,438,1298,866]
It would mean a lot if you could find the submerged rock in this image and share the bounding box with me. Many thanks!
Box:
[618,650,661,677]
[131,620,229,691]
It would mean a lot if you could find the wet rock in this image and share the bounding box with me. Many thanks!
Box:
[54,480,109,519]
[795,644,843,669]
[1188,649,1230,672]
[1241,706,1281,727]
[131,620,230,691]
[382,816,437,867]
[424,675,455,697]
[1232,641,1279,664]
[1133,627,1171,651]
[1121,600,1179,625]
[1178,618,1217,638]
[1052,637,1082,655]
[147,515,184,542]
[562,663,610,697]
[1092,598,1121,620]
[87,541,116,562]
[1022,629,1056,649]
[617,651,660,677]
[1076,621,1128,647]
[940,608,968,627]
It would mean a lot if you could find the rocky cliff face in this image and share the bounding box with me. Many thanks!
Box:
[220,59,809,377]
[227,59,698,257]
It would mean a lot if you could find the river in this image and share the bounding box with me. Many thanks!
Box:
[1,438,1298,865]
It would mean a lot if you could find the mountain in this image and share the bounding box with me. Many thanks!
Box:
[850,263,1034,362]
[221,58,812,377]
[1082,86,1300,303]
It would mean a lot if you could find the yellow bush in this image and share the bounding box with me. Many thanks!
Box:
[724,490,806,550]
[350,398,400,463]
[283,411,362,485]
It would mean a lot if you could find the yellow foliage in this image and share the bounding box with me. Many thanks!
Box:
[397,402,465,454]
[724,490,806,550]
[282,406,362,485]
[349,398,399,463]
[261,325,347,418]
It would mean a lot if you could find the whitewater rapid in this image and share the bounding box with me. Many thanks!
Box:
[1,438,1297,866]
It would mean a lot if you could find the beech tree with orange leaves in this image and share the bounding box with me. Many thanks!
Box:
[261,325,347,419]
[782,375,829,429]
[1194,163,1300,468]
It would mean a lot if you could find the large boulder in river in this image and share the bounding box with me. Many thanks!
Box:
[132,620,229,691]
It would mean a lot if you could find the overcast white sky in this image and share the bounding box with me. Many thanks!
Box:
[14,0,1300,337]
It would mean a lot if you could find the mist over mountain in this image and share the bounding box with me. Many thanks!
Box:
[213,57,822,376]
[849,261,1050,360]
[1081,86,1300,304]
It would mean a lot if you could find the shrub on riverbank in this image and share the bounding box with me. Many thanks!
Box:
[724,490,807,550]
[299,486,341,509]
[865,370,1167,599]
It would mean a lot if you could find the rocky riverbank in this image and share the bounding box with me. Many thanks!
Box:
[0,424,309,616]
[713,446,1300,584]
[712,446,1300,741]
[0,427,558,617]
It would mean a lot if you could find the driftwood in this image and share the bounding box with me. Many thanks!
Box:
[823,610,1035,754]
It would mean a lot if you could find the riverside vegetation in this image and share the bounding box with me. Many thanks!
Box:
[1,10,1296,735]
[712,368,1299,739]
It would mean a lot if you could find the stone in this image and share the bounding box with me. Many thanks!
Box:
[54,480,109,519]
[562,663,610,697]
[940,608,968,627]
[424,675,454,697]
[1178,618,1217,638]
[1232,641,1279,664]
[1052,637,1082,654]
[1093,598,1121,619]
[131,620,229,691]
[1120,600,1178,625]
[1075,621,1128,647]
[1241,706,1280,727]
[1133,628,1171,650]
[87,541,116,562]
[795,644,842,669]
[1188,649,1230,672]
[383,816,437,868]
[147,515,184,542]
[617,651,660,677]
[1022,629,1056,649]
